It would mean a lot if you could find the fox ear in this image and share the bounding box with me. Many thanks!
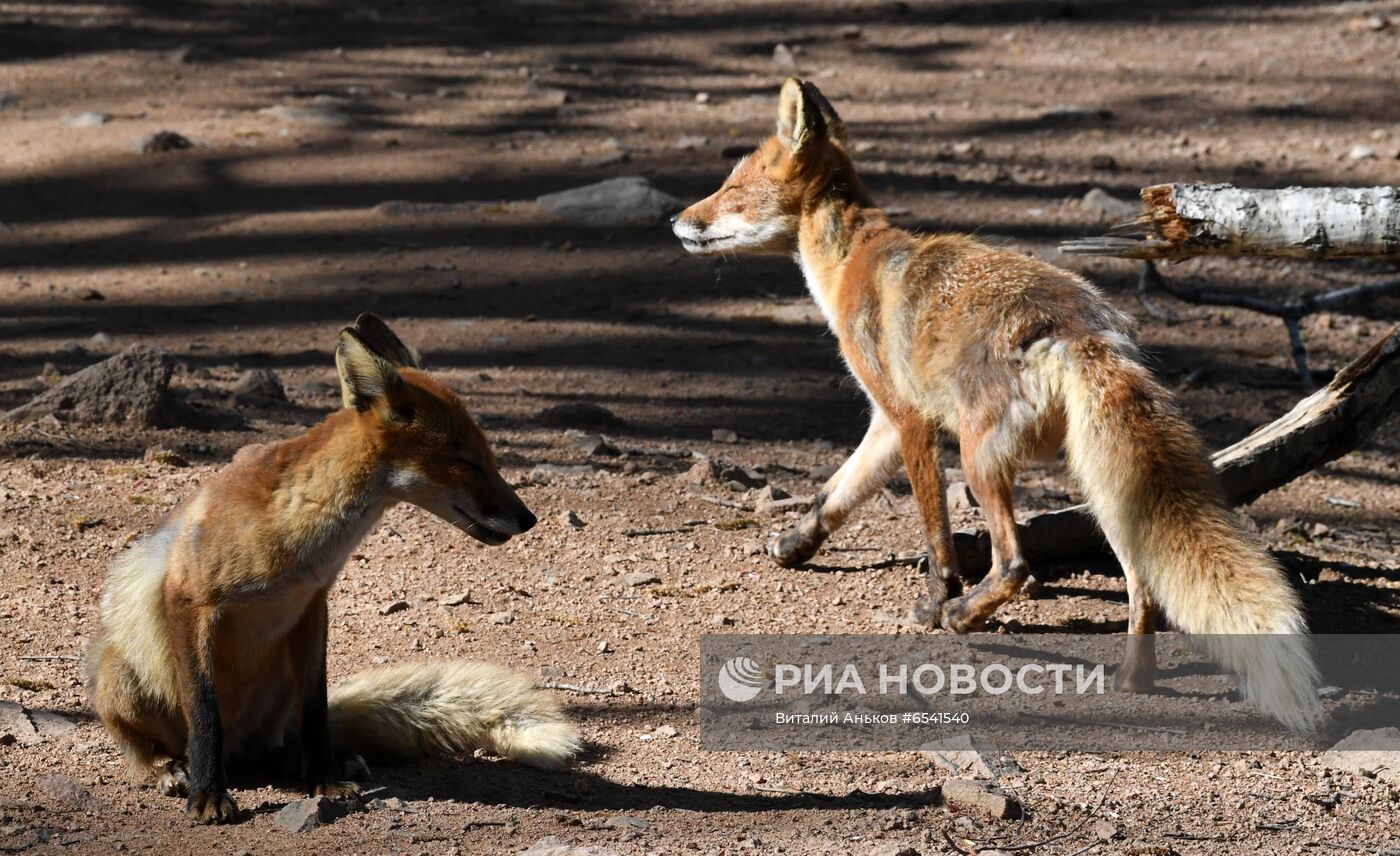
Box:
[803,82,848,146]
[776,77,827,152]
[336,328,403,410]
[353,312,421,369]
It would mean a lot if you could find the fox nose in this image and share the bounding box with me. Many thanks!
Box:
[669,213,679,224]
[517,508,538,533]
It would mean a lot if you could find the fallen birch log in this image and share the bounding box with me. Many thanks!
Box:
[1061,183,1400,261]
[951,325,1400,574]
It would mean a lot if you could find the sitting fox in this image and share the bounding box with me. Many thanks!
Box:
[87,314,580,824]
[672,79,1318,730]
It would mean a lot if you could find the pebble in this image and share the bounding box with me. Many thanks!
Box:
[135,130,193,153]
[1348,144,1377,161]
[63,111,110,128]
[489,611,515,625]
[622,572,661,587]
[1080,187,1138,219]
[711,428,738,443]
[379,600,409,616]
[560,510,587,529]
[772,43,798,72]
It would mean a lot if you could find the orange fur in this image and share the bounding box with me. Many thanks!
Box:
[674,79,1318,730]
[87,314,576,824]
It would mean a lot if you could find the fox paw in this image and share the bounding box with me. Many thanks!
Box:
[939,595,988,634]
[1112,666,1159,695]
[768,527,821,568]
[313,781,362,801]
[187,788,239,825]
[154,759,189,798]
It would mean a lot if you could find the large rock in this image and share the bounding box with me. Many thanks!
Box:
[522,836,625,856]
[4,345,173,426]
[1320,727,1400,785]
[536,176,683,227]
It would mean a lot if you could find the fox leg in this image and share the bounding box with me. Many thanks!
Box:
[769,408,900,567]
[291,590,361,800]
[91,646,187,792]
[166,601,239,825]
[941,431,1029,632]
[1115,561,1160,693]
[895,417,963,623]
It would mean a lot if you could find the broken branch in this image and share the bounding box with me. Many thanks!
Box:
[1062,183,1400,261]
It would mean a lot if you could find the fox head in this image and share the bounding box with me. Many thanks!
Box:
[672,78,858,257]
[335,313,536,545]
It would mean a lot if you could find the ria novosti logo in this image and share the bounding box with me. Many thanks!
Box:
[717,656,766,702]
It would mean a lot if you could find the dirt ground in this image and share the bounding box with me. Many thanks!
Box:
[2,1,1399,854]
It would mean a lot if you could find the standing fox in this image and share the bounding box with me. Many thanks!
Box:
[88,314,580,824]
[673,79,1319,729]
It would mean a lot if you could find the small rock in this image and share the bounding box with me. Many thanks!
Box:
[36,773,101,811]
[230,368,287,402]
[538,402,624,430]
[443,591,473,606]
[63,111,110,128]
[136,130,193,153]
[839,24,863,38]
[809,462,839,482]
[88,331,114,348]
[602,815,652,830]
[489,611,515,625]
[275,795,351,833]
[772,43,798,72]
[946,481,978,510]
[711,614,738,626]
[0,701,41,747]
[680,458,719,485]
[596,640,610,653]
[941,779,1022,819]
[694,92,711,104]
[1319,727,1400,784]
[367,796,410,811]
[1348,144,1377,161]
[653,724,678,738]
[536,176,683,228]
[75,287,105,302]
[622,572,661,587]
[560,510,587,529]
[718,464,765,489]
[1317,685,1346,700]
[572,433,620,456]
[143,446,189,468]
[711,428,739,444]
[1093,819,1118,840]
[1080,188,1138,220]
[1089,153,1117,170]
[1308,522,1332,539]
[379,600,409,616]
[676,134,709,150]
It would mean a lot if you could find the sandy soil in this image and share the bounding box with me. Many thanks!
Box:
[1,1,1398,854]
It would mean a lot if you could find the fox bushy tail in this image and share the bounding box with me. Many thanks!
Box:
[328,661,581,770]
[1060,337,1319,730]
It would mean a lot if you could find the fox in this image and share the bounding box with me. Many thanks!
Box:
[672,78,1319,730]
[87,313,581,824]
